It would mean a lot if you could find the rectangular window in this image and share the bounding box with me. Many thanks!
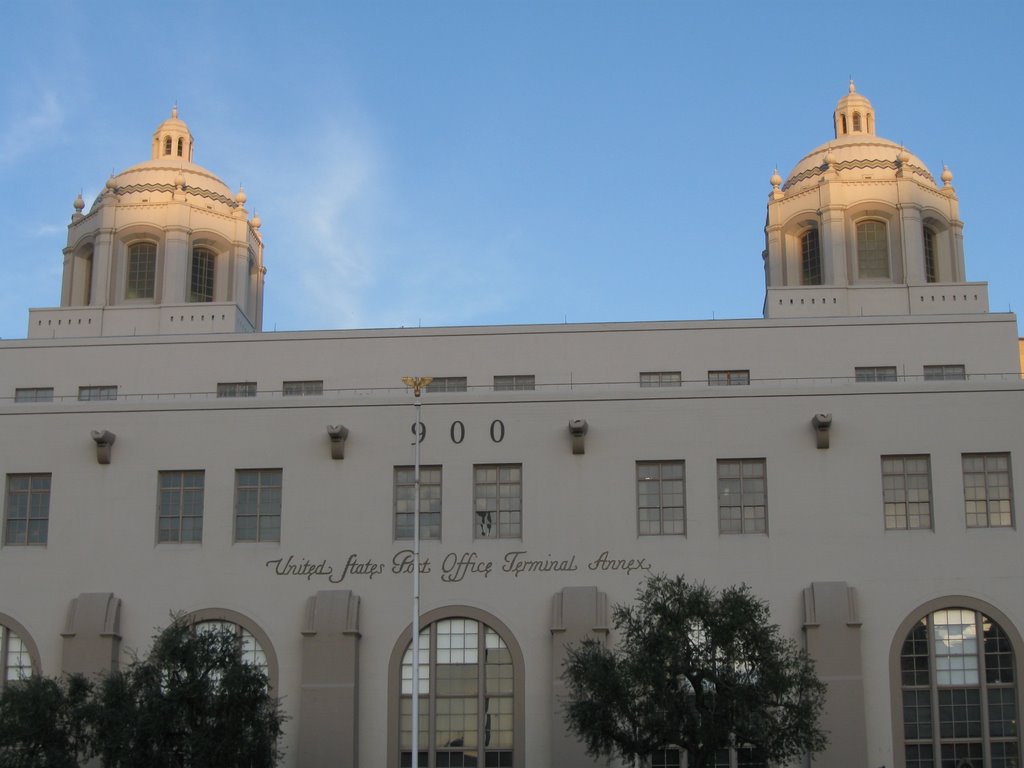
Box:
[924,364,966,381]
[426,377,468,393]
[4,474,51,546]
[474,464,522,539]
[882,455,932,530]
[856,366,898,383]
[717,459,766,534]
[189,248,215,302]
[14,387,54,403]
[78,385,117,401]
[963,453,1013,528]
[394,466,441,540]
[282,380,323,396]
[708,370,750,386]
[234,469,281,542]
[158,471,204,543]
[494,375,535,392]
[125,242,157,299]
[217,382,256,398]
[637,461,685,535]
[640,371,682,388]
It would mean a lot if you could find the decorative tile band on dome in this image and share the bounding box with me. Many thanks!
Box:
[90,182,240,211]
[783,159,935,191]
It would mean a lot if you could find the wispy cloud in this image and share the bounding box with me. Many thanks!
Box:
[258,117,384,330]
[0,90,64,165]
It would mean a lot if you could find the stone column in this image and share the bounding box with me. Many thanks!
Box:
[550,586,609,767]
[298,590,361,767]
[61,592,122,677]
[163,225,190,304]
[802,581,867,768]
[92,228,115,305]
[820,205,848,285]
[899,202,925,284]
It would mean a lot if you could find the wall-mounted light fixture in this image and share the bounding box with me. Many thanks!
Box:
[812,414,832,449]
[327,425,350,460]
[568,418,589,455]
[91,430,116,464]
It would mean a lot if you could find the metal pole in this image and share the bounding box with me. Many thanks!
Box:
[411,389,421,768]
[402,376,430,768]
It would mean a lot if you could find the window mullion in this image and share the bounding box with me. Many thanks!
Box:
[427,623,437,768]
[928,617,942,762]
[478,623,486,762]
[1,627,8,689]
[978,614,993,766]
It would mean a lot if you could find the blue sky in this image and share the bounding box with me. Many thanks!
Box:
[2,0,1022,339]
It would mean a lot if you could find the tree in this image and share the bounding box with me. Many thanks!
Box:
[0,618,284,768]
[561,575,827,768]
[0,674,93,768]
[92,618,284,768]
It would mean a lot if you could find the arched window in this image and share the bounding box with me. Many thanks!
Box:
[185,608,278,693]
[164,136,172,155]
[177,138,184,157]
[190,247,216,302]
[856,220,890,279]
[800,228,822,286]
[841,114,848,135]
[852,112,862,132]
[195,621,268,677]
[391,610,523,767]
[1,619,38,691]
[924,227,938,283]
[126,242,157,299]
[897,606,1020,768]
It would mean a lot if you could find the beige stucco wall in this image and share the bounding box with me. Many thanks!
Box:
[2,315,1023,766]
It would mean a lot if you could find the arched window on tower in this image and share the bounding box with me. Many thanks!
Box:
[126,242,157,299]
[852,112,862,132]
[899,607,1020,767]
[397,616,517,767]
[177,138,184,157]
[856,220,890,279]
[866,112,874,133]
[190,247,216,302]
[164,136,172,156]
[923,227,938,283]
[800,228,822,286]
[841,114,848,135]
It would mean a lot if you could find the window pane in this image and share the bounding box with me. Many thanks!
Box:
[857,220,889,278]
[4,473,50,545]
[717,459,766,534]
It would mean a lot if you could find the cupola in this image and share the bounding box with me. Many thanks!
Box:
[833,80,875,138]
[151,105,194,162]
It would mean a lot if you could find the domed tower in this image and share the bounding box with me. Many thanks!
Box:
[29,108,266,338]
[763,81,984,318]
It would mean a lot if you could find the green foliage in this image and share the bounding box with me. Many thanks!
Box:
[561,575,828,768]
[0,674,93,768]
[0,618,284,768]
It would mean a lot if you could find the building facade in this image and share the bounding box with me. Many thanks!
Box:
[1,86,1022,768]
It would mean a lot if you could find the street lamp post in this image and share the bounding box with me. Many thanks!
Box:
[401,376,432,768]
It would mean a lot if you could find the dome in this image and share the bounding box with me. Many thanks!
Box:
[782,136,935,195]
[782,83,935,195]
[89,107,240,215]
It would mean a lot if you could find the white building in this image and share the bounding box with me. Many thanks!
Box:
[1,84,1022,768]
